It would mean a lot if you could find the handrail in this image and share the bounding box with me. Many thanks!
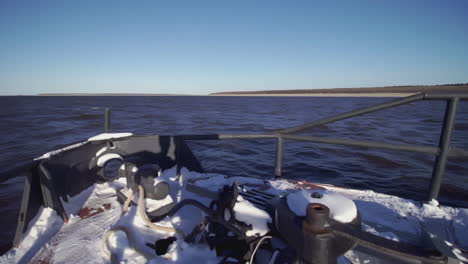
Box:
[104,92,467,203]
[427,98,459,201]
[281,134,440,154]
[276,93,425,134]
[423,93,468,100]
[180,134,277,140]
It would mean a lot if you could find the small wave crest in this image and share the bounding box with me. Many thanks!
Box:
[69,113,102,120]
[357,153,411,168]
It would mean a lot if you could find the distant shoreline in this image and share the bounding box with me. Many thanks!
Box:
[34,92,419,97]
[36,93,197,96]
[208,92,417,97]
[210,84,468,96]
[4,93,416,97]
[9,83,468,97]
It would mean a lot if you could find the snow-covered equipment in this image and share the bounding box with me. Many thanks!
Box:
[164,181,447,264]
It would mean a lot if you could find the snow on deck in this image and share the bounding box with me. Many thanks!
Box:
[287,189,357,223]
[34,133,133,160]
[233,196,271,237]
[1,167,467,263]
[88,133,133,142]
[34,142,88,160]
[323,186,468,246]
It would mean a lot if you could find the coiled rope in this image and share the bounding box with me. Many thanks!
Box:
[102,185,183,263]
[101,225,153,263]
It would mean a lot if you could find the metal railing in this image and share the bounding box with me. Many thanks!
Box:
[106,92,468,203]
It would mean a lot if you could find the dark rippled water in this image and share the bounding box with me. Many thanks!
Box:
[0,95,467,253]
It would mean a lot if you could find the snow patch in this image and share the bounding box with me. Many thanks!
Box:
[95,146,109,157]
[88,133,133,141]
[34,141,87,160]
[428,199,439,207]
[34,133,131,160]
[145,195,174,212]
[106,230,148,263]
[363,224,399,242]
[61,184,96,217]
[268,179,300,193]
[287,189,357,223]
[97,153,123,167]
[322,185,468,247]
[193,174,266,192]
[233,196,271,236]
[0,207,63,263]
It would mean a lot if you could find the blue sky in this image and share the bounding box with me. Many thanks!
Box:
[0,0,467,95]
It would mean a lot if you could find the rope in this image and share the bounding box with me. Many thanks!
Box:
[249,236,272,264]
[101,226,153,264]
[121,186,182,235]
[268,250,279,264]
[102,185,185,263]
[123,189,135,213]
[137,185,185,236]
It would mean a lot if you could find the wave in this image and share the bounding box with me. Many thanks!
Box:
[68,113,102,120]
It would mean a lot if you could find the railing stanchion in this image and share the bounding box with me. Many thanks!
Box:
[427,97,459,203]
[275,136,284,178]
[176,136,182,181]
[104,108,111,133]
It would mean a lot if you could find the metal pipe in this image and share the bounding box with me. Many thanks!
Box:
[181,134,277,140]
[275,136,284,177]
[180,134,219,140]
[424,93,468,100]
[172,132,468,157]
[104,108,111,133]
[242,198,267,210]
[448,147,468,158]
[218,134,277,139]
[240,192,269,202]
[175,137,182,181]
[248,189,276,198]
[277,93,425,134]
[281,134,440,154]
[242,189,275,199]
[427,98,459,202]
[178,132,466,157]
